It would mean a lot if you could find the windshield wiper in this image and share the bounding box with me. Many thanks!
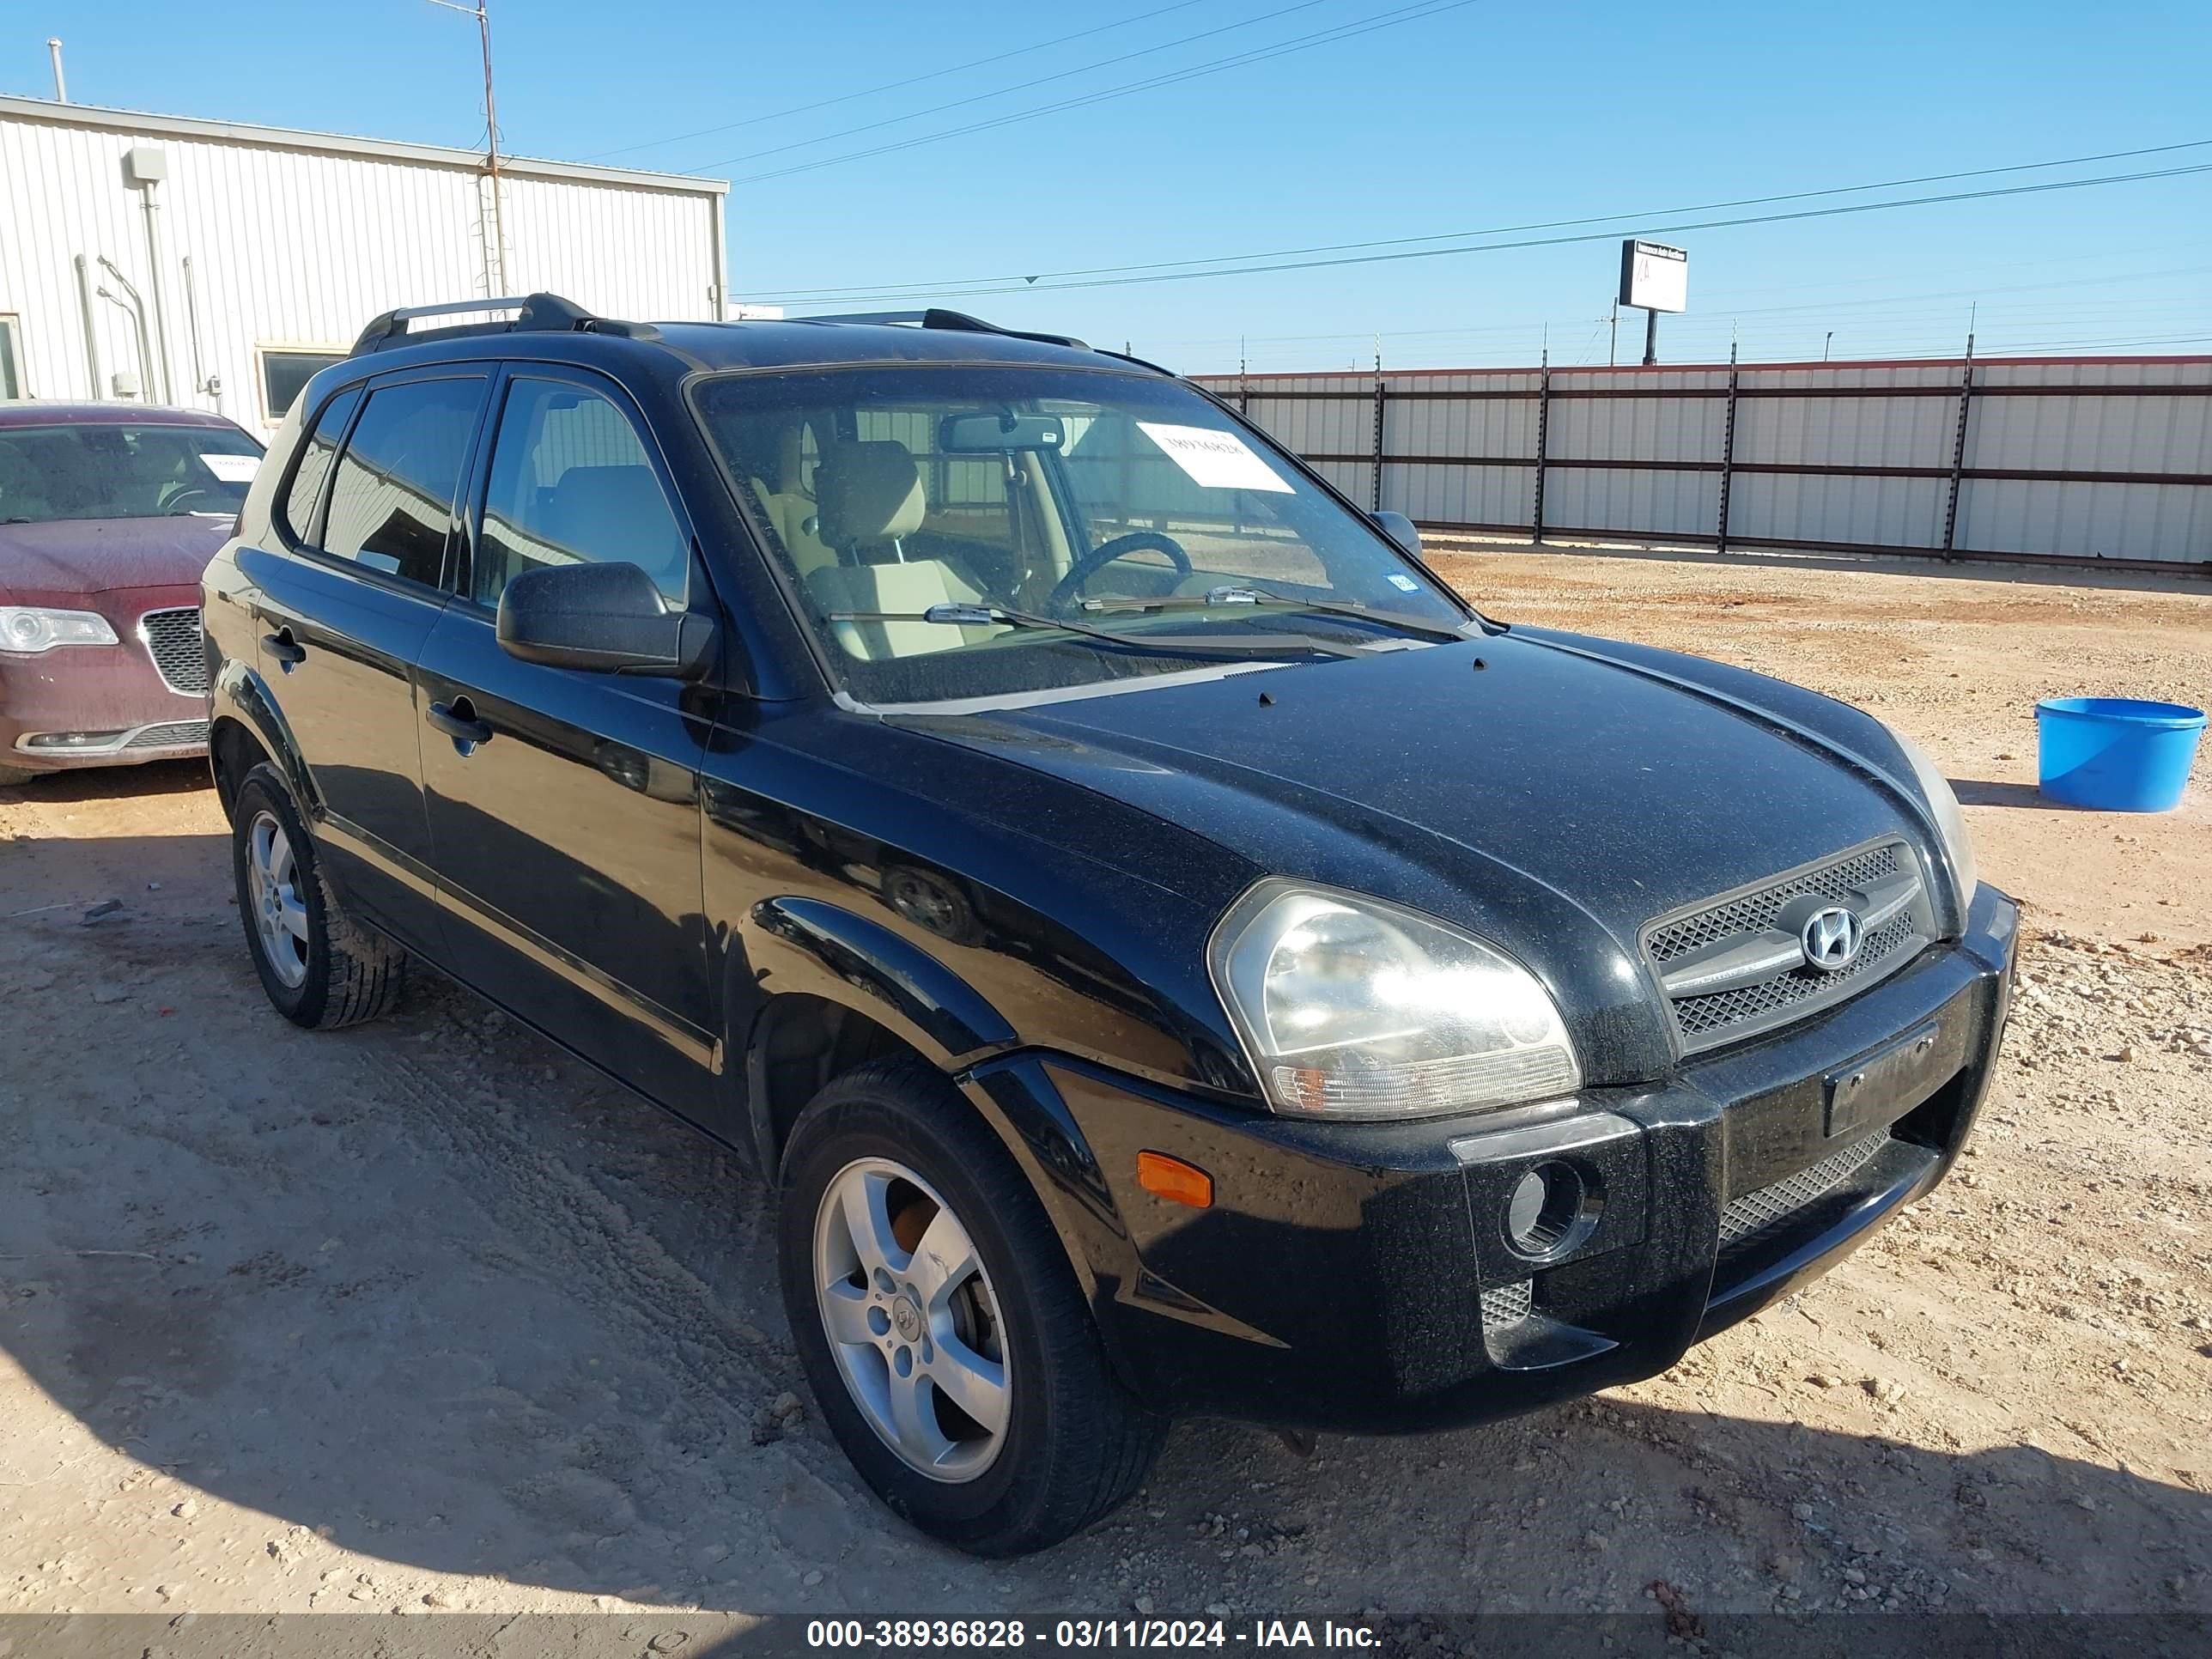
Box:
[826,602,1360,660]
[1078,586,1472,643]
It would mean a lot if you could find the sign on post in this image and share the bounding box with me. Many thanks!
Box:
[1619,240,1688,313]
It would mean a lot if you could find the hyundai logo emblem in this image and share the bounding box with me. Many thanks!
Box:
[1800,905,1864,973]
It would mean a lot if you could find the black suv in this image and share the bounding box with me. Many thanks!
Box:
[204,294,2018,1555]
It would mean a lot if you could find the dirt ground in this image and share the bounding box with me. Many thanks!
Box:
[2,545,2209,1628]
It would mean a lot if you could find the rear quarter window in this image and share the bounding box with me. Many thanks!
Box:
[277,387,361,545]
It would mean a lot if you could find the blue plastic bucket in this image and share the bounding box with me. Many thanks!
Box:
[2035,697,2206,811]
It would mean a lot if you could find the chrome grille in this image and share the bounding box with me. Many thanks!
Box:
[1647,844,1902,966]
[1645,842,1929,1051]
[1479,1279,1532,1330]
[138,607,208,696]
[1719,1131,1889,1252]
[123,719,209,750]
[1674,914,1920,1039]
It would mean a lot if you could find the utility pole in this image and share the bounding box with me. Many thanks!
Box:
[428,0,507,294]
[1608,301,1618,368]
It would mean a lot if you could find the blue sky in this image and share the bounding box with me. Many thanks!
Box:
[14,0,2210,373]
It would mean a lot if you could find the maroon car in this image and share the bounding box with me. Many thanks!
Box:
[0,403,263,785]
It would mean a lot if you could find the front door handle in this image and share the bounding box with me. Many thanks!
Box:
[264,629,307,670]
[427,697,495,750]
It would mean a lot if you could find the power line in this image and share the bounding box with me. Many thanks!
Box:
[776,161,2212,307]
[760,139,2212,301]
[700,0,1340,170]
[582,0,1221,160]
[715,0,1480,183]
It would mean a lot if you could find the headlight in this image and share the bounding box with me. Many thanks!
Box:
[1208,879,1580,1121]
[1893,732,1978,909]
[0,606,120,654]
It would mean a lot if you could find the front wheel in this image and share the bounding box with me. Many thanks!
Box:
[778,1057,1165,1555]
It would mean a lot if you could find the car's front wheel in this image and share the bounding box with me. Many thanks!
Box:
[230,763,404,1029]
[778,1057,1165,1555]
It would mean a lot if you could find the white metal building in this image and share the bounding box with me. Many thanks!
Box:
[0,94,733,432]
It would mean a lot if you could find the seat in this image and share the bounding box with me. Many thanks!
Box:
[805,441,994,661]
[543,465,687,594]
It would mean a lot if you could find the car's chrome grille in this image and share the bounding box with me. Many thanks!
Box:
[1718,1130,1890,1253]
[1647,844,1903,966]
[1644,841,1932,1051]
[123,719,209,750]
[138,607,209,696]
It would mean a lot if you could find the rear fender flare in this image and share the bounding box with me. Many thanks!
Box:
[209,660,319,820]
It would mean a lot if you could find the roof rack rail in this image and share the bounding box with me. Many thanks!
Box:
[349,291,659,356]
[792,307,1090,353]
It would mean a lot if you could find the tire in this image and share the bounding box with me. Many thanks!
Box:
[0,763,37,787]
[230,763,404,1030]
[778,1055,1166,1555]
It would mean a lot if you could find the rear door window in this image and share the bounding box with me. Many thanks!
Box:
[319,376,487,587]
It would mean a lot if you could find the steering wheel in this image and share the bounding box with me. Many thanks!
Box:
[1046,531,1194,612]
[159,483,218,514]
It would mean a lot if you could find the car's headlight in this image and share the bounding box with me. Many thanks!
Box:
[1208,879,1580,1121]
[1893,732,1978,910]
[0,606,120,654]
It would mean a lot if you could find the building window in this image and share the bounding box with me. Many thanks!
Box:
[258,347,347,423]
[0,316,25,399]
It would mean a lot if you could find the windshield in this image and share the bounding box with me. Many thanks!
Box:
[0,422,264,525]
[692,365,1468,705]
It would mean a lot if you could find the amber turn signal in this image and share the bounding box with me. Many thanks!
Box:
[1135,1151,1213,1209]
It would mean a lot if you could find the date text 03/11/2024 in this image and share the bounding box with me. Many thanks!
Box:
[804,1620,1381,1650]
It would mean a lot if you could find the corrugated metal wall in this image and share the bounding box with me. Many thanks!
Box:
[0,99,723,433]
[1196,356,2212,568]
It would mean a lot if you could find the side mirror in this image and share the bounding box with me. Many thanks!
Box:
[1372,510,1421,558]
[495,561,715,678]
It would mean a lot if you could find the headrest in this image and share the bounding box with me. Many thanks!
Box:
[544,465,687,586]
[814,441,925,549]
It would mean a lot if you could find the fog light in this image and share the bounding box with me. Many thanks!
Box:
[25,730,124,750]
[1505,1161,1584,1256]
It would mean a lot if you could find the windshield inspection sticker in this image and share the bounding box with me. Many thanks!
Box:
[1387,573,1419,591]
[1135,422,1294,493]
[199,453,260,483]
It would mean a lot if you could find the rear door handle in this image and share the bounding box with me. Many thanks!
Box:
[264,629,307,669]
[427,697,495,750]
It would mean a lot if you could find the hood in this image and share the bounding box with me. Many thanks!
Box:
[899,630,1936,1082]
[0,517,233,604]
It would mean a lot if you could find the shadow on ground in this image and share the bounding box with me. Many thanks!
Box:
[1948,778,2079,811]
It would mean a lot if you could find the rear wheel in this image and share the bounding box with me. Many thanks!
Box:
[778,1056,1165,1555]
[230,763,404,1029]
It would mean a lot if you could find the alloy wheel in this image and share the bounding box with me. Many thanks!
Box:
[812,1157,1011,1482]
[247,810,310,988]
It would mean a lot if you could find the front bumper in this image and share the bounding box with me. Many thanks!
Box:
[969,882,2019,1431]
[0,590,209,772]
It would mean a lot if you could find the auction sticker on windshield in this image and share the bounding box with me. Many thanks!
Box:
[199,453,260,483]
[1136,422,1293,493]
